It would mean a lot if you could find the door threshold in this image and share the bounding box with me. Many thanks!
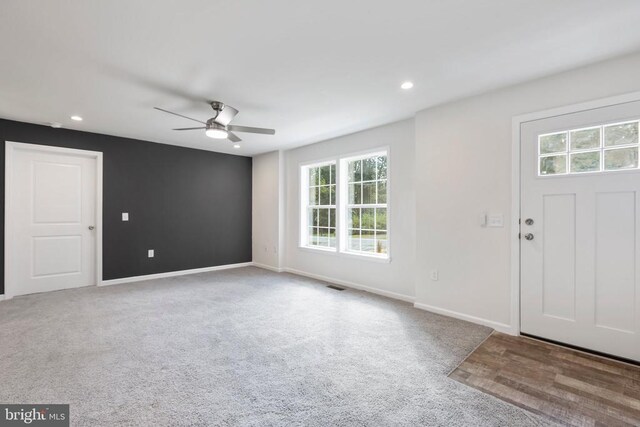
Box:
[520,332,639,367]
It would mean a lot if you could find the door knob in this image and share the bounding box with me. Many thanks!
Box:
[88,226,95,230]
[524,233,534,240]
[525,218,534,225]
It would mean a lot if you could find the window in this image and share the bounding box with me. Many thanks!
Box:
[300,149,389,260]
[539,120,639,176]
[344,154,388,256]
[302,162,336,249]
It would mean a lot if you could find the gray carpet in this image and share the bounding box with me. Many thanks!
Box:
[0,267,551,426]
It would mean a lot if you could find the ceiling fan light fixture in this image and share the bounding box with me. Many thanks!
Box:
[205,121,228,139]
[205,128,228,139]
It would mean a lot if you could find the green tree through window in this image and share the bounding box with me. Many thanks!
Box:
[306,163,336,248]
[347,154,387,255]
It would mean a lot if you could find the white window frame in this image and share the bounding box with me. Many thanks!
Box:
[299,159,337,252]
[538,119,640,177]
[338,150,389,260]
[299,147,390,262]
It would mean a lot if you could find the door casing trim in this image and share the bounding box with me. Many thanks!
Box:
[4,141,103,299]
[510,90,640,336]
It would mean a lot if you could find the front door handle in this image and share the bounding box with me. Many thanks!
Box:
[88,226,95,230]
[524,233,534,240]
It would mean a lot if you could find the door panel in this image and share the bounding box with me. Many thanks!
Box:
[8,144,97,296]
[594,191,636,333]
[33,161,82,223]
[32,235,82,277]
[541,193,576,321]
[521,101,640,362]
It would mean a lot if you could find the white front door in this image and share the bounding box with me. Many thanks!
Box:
[520,100,640,362]
[6,143,99,297]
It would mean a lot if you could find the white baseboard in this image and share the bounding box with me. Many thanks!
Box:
[100,262,254,287]
[414,302,513,334]
[253,262,284,273]
[0,295,5,302]
[283,267,415,303]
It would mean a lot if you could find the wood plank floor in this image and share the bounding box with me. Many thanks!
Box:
[449,332,640,426]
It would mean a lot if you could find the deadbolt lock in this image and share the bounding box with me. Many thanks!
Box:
[525,218,534,226]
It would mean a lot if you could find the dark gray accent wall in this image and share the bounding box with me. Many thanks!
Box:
[0,118,252,294]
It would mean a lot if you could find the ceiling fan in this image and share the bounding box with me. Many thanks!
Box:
[154,101,275,143]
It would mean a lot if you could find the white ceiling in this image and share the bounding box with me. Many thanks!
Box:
[1,1,640,156]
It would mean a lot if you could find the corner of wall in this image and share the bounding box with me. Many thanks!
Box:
[277,150,286,270]
[252,151,285,271]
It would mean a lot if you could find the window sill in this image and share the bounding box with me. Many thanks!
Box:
[298,245,391,263]
[299,245,337,254]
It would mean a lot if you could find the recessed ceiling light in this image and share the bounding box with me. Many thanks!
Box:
[233,144,241,149]
[70,115,83,121]
[401,81,414,90]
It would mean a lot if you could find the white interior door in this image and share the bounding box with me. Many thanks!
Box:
[6,143,99,297]
[521,101,640,362]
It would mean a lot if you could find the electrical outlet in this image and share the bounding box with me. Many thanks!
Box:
[148,249,154,258]
[430,270,439,281]
[122,212,129,221]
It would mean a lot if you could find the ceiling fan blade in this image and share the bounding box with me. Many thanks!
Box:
[173,127,206,131]
[227,125,276,135]
[154,107,206,124]
[214,105,239,126]
[227,131,242,142]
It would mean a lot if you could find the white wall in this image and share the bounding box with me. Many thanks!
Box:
[253,51,640,333]
[415,52,640,331]
[283,119,416,301]
[252,151,283,270]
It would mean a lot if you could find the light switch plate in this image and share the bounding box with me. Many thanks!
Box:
[487,214,504,227]
[122,212,129,221]
[148,249,154,258]
[480,212,487,227]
